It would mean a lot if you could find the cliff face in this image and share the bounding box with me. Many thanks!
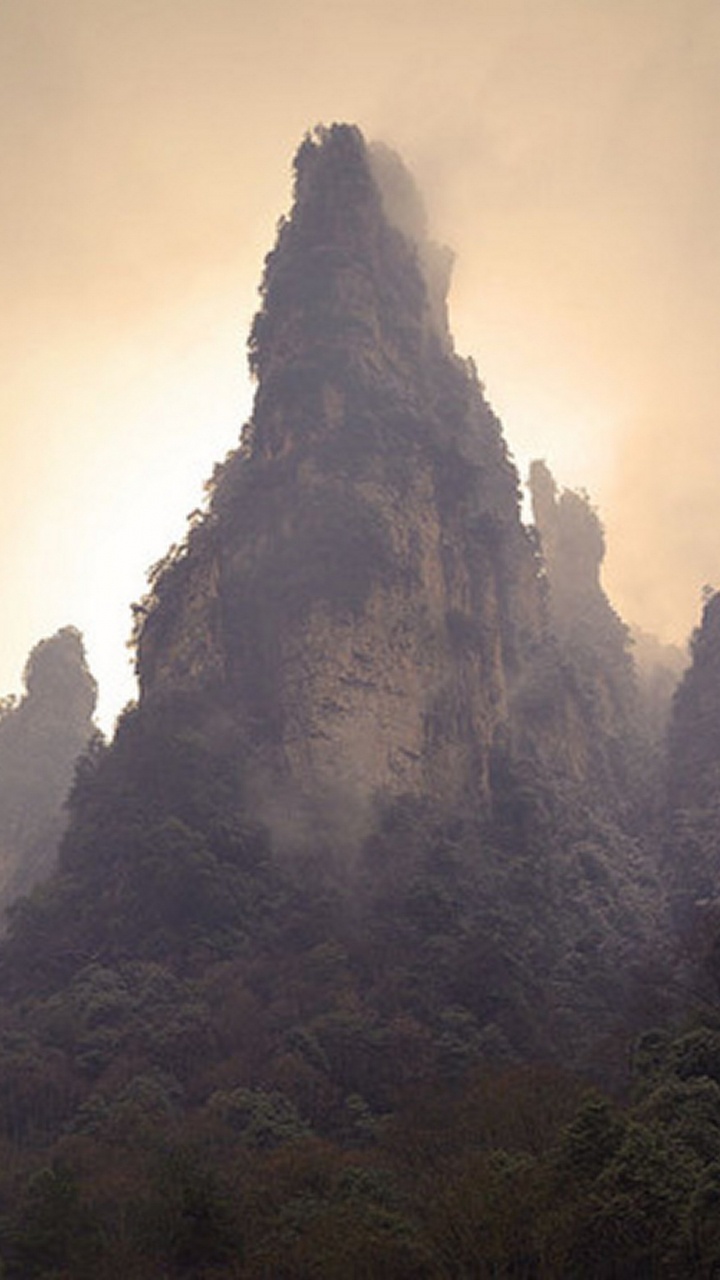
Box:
[0,628,97,909]
[137,126,604,816]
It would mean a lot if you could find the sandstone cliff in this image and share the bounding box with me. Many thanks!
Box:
[137,125,615,818]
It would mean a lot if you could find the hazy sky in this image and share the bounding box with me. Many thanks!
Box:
[2,0,719,728]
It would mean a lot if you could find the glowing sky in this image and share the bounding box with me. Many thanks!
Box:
[2,0,719,729]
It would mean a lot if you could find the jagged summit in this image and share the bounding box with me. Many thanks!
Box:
[22,627,97,719]
[136,123,557,811]
[246,124,465,462]
[132,125,650,818]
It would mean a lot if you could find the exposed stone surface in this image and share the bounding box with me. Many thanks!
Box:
[138,126,619,818]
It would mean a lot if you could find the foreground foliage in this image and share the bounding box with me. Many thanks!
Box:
[0,1024,720,1277]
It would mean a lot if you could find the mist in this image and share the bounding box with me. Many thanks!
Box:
[2,0,719,724]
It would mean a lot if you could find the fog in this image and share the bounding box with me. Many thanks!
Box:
[1,0,718,726]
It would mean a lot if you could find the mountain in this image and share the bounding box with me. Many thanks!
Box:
[137,126,634,815]
[0,627,97,912]
[138,125,549,812]
[0,120,704,1280]
[0,126,669,1063]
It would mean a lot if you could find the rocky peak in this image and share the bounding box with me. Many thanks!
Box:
[22,626,98,722]
[246,124,460,465]
[0,627,97,909]
[528,459,635,732]
[136,127,632,820]
[137,127,539,806]
[529,460,606,614]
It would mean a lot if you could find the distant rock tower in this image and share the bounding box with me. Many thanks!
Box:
[528,459,637,782]
[0,627,97,909]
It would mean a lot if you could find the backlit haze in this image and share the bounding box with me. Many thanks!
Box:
[2,0,719,730]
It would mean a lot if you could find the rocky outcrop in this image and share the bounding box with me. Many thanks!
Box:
[0,628,97,910]
[137,126,616,819]
[528,459,638,788]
